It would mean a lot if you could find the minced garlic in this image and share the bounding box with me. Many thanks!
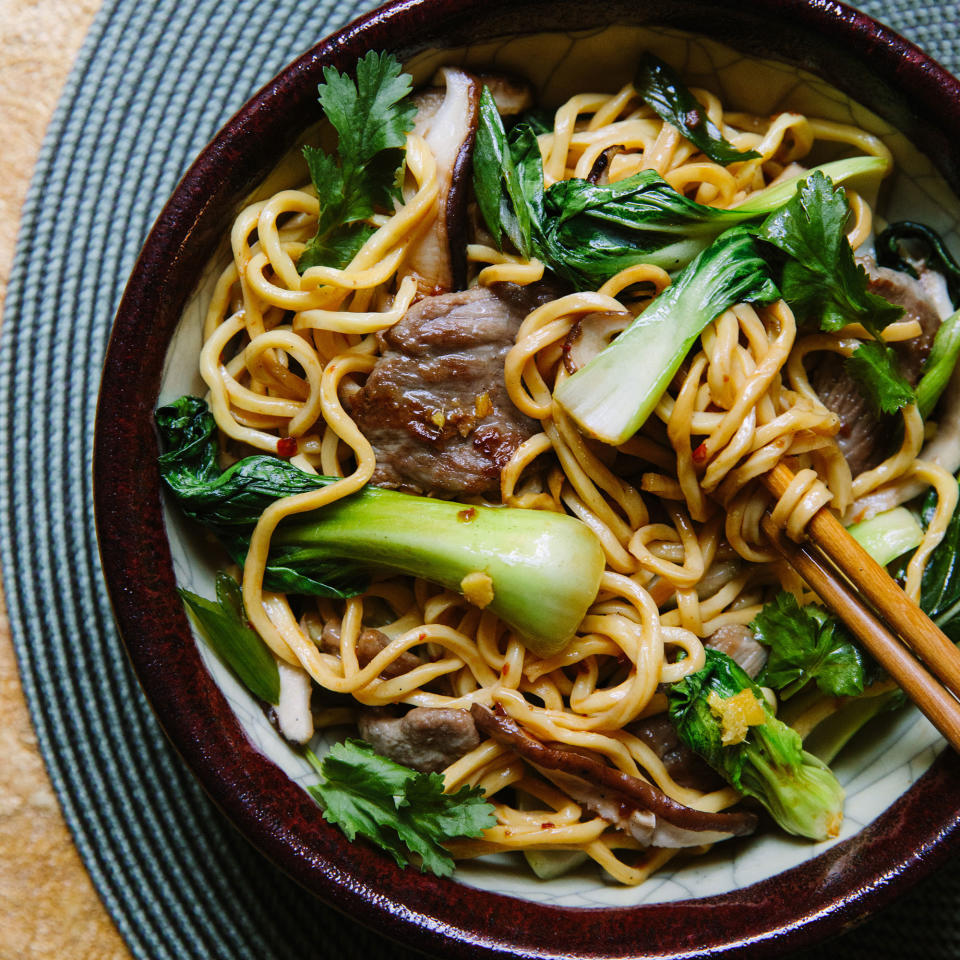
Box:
[707,689,767,746]
[474,392,492,417]
[460,571,494,609]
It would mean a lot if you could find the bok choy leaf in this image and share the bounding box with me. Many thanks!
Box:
[180,573,280,704]
[635,53,761,166]
[472,74,887,291]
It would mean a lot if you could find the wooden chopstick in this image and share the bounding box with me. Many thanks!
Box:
[763,463,960,697]
[761,514,960,750]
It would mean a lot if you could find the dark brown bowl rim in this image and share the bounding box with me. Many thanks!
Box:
[94,1,960,957]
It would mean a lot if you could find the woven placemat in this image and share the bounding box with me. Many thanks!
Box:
[1,1,958,957]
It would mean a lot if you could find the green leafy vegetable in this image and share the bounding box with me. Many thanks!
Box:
[635,54,761,166]
[472,92,886,292]
[306,740,495,876]
[538,170,748,286]
[758,170,913,414]
[298,51,416,272]
[472,88,540,257]
[157,396,605,656]
[760,172,902,333]
[753,592,867,700]
[844,340,917,415]
[553,226,780,444]
[668,648,844,840]
[916,307,960,418]
[157,397,359,596]
[179,573,280,704]
[918,475,960,640]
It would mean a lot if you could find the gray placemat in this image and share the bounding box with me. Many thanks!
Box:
[0,1,957,958]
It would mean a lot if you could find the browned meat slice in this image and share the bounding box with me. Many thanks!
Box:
[471,704,757,842]
[705,624,767,679]
[358,706,480,773]
[810,257,948,475]
[628,713,724,792]
[351,284,554,497]
[319,619,423,680]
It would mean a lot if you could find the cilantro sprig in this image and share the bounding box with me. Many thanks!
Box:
[753,591,869,700]
[307,740,495,877]
[299,52,416,272]
[758,171,914,414]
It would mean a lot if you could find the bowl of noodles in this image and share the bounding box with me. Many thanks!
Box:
[94,0,960,956]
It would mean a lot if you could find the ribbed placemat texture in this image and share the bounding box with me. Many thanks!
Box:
[1,1,958,958]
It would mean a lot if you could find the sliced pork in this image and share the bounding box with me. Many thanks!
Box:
[319,619,423,679]
[351,284,554,497]
[358,706,480,773]
[629,713,724,792]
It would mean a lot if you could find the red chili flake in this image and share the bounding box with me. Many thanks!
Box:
[692,442,708,464]
[541,821,555,830]
[457,507,477,523]
[501,664,510,677]
[276,437,298,458]
[417,632,427,643]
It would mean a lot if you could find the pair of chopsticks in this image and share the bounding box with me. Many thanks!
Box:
[762,462,960,750]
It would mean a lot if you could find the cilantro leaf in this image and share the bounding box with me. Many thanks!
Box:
[307,739,495,877]
[758,171,913,415]
[845,340,916,415]
[318,52,416,167]
[754,592,867,699]
[635,54,761,166]
[179,573,280,704]
[759,171,903,333]
[299,52,416,272]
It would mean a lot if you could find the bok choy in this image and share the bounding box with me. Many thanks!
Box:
[669,648,844,841]
[472,69,887,290]
[553,227,779,444]
[157,397,605,656]
[555,169,914,445]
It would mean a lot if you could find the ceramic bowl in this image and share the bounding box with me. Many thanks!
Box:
[94,1,960,956]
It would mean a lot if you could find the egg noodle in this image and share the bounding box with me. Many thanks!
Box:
[196,72,957,885]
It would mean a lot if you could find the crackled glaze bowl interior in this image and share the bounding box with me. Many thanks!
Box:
[98,1,960,957]
[160,22,957,908]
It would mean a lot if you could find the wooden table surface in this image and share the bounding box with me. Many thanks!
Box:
[0,1,130,956]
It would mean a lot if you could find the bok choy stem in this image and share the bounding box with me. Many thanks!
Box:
[157,397,605,657]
